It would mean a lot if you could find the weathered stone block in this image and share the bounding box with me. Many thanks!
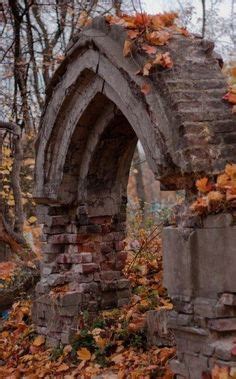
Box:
[211,337,236,361]
[169,359,189,377]
[100,271,121,281]
[57,291,82,307]
[48,234,78,244]
[208,318,236,332]
[163,226,193,298]
[203,213,233,228]
[146,310,174,347]
[117,279,130,289]
[219,293,236,306]
[183,353,208,379]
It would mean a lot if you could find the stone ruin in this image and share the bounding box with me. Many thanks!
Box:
[33,17,236,378]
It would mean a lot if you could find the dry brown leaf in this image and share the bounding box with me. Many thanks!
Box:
[190,197,207,215]
[127,30,139,39]
[196,177,212,193]
[211,365,229,379]
[94,336,107,349]
[141,83,151,95]
[216,173,230,189]
[161,52,173,68]
[56,363,69,372]
[123,40,132,57]
[146,30,170,46]
[152,52,173,69]
[77,347,91,361]
[207,191,225,211]
[141,44,157,55]
[227,92,236,104]
[225,163,236,178]
[143,62,152,76]
[111,353,124,364]
[33,335,45,347]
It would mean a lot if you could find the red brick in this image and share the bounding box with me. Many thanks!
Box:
[81,263,99,274]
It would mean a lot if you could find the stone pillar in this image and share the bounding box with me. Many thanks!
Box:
[163,213,236,378]
[32,204,130,346]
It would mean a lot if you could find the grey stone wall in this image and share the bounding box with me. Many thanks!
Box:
[163,213,236,378]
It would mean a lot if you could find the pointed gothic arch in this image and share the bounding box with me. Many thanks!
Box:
[33,18,236,377]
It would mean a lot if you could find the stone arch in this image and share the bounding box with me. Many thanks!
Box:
[33,17,236,377]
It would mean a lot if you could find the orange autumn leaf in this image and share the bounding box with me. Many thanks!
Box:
[228,92,236,104]
[211,365,229,379]
[143,62,153,76]
[231,67,236,76]
[127,30,139,39]
[190,197,207,215]
[223,92,236,104]
[133,12,150,27]
[94,336,107,349]
[56,363,69,372]
[33,335,45,347]
[225,163,236,178]
[111,353,124,364]
[0,261,16,281]
[153,52,173,68]
[207,191,224,202]
[123,40,132,57]
[196,177,212,193]
[146,30,171,46]
[151,12,178,28]
[141,44,157,55]
[178,27,190,36]
[161,52,173,68]
[141,83,151,95]
[77,347,91,361]
[216,173,230,189]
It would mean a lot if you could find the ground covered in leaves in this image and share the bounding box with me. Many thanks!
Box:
[0,227,176,378]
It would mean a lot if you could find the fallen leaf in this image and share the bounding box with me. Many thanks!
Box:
[143,62,152,76]
[28,216,37,224]
[190,197,207,215]
[141,83,151,95]
[77,347,91,361]
[153,52,173,68]
[133,12,150,27]
[225,163,236,178]
[123,40,132,57]
[216,173,230,189]
[111,353,124,364]
[196,177,212,193]
[56,363,69,372]
[94,336,107,349]
[211,365,229,379]
[127,30,139,39]
[207,191,224,211]
[146,30,171,46]
[223,92,236,104]
[33,335,45,347]
[161,52,173,68]
[141,44,157,55]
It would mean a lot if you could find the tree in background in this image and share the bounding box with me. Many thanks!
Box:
[175,0,236,57]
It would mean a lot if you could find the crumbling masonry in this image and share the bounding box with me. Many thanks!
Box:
[33,18,236,378]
